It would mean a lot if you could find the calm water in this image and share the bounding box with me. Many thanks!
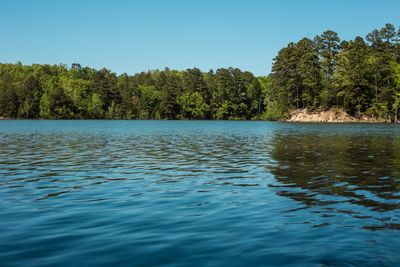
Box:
[0,121,400,266]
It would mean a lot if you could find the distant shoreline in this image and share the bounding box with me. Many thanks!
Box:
[0,117,395,123]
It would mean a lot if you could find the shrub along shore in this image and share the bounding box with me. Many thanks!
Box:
[1,23,400,122]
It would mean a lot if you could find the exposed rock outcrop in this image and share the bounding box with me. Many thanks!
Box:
[286,108,388,123]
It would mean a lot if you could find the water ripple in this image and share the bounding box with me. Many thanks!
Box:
[0,121,400,266]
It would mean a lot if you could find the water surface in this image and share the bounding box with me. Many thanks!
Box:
[0,121,399,266]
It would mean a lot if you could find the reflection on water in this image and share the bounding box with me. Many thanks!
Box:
[268,132,400,230]
[0,121,399,266]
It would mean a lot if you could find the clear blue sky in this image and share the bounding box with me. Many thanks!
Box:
[1,0,399,76]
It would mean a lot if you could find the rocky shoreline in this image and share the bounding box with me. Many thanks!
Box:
[286,108,389,123]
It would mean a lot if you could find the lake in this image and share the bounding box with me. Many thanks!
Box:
[0,120,399,266]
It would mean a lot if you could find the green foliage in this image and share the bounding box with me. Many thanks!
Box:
[177,92,208,119]
[392,62,400,121]
[269,23,400,121]
[0,63,264,120]
[39,78,74,119]
[106,101,121,119]
[137,85,160,119]
[262,100,286,121]
[315,30,341,78]
[270,38,323,112]
[1,22,400,121]
[87,93,104,118]
[215,101,231,120]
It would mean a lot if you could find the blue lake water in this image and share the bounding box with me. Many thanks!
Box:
[0,120,399,266]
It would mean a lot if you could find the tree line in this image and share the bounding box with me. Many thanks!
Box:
[267,23,400,121]
[0,64,264,120]
[1,23,400,121]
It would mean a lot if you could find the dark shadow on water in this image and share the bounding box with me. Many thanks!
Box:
[267,131,400,214]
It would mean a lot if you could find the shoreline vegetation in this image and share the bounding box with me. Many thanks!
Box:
[0,108,390,123]
[1,23,400,122]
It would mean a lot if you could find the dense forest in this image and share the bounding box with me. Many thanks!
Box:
[1,23,400,121]
[268,23,400,122]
